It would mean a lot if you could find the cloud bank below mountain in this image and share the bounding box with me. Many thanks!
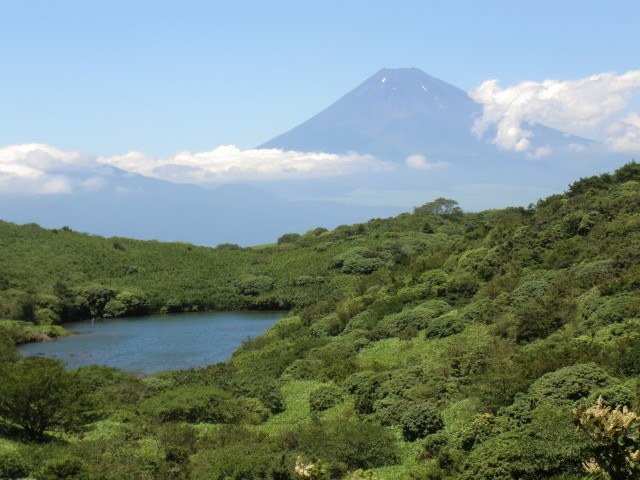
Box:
[0,144,109,195]
[0,144,392,194]
[99,146,391,183]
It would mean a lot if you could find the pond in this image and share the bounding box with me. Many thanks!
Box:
[18,311,285,374]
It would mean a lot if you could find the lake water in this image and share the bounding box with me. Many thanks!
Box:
[18,311,285,374]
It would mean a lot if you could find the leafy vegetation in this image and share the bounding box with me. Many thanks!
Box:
[2,162,640,478]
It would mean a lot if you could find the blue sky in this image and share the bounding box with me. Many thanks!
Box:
[2,0,639,159]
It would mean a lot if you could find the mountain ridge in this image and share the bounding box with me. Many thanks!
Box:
[0,167,402,247]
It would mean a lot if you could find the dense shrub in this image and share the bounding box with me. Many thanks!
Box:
[420,431,449,460]
[0,333,18,361]
[309,227,329,236]
[397,284,431,302]
[505,363,616,419]
[309,313,344,337]
[418,269,448,297]
[458,413,503,451]
[508,279,566,342]
[102,291,151,318]
[305,341,359,381]
[161,297,184,313]
[226,375,286,414]
[510,280,549,308]
[296,419,399,473]
[343,310,379,333]
[34,307,60,325]
[141,385,247,423]
[35,455,88,480]
[424,312,469,338]
[216,243,241,250]
[190,429,286,480]
[277,233,302,244]
[371,395,411,425]
[444,273,480,299]
[232,339,300,379]
[70,365,145,418]
[309,384,345,412]
[400,403,444,441]
[294,275,319,286]
[344,371,388,415]
[377,368,423,398]
[588,382,637,408]
[284,358,328,381]
[378,300,452,337]
[79,284,115,318]
[461,404,585,480]
[236,276,275,296]
[568,172,612,196]
[0,357,85,441]
[0,448,29,480]
[580,294,640,330]
[342,256,387,275]
[604,332,640,376]
[332,247,389,275]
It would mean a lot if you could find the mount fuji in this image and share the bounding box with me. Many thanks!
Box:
[255,67,627,209]
[259,67,593,162]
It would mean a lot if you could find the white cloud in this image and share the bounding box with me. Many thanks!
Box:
[405,154,450,170]
[606,113,640,152]
[0,143,93,195]
[469,71,640,153]
[0,143,92,169]
[0,143,391,195]
[98,145,391,183]
[526,146,552,160]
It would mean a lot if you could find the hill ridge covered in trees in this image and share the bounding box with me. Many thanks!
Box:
[2,162,640,479]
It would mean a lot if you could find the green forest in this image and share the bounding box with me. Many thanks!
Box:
[2,163,640,480]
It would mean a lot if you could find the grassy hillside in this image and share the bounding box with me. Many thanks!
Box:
[2,162,640,479]
[0,221,370,342]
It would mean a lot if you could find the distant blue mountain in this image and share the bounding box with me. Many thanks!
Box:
[0,166,401,246]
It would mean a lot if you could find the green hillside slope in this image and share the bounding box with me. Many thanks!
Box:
[1,163,640,480]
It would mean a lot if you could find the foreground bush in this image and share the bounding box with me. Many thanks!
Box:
[575,397,640,480]
[296,419,399,474]
[35,455,88,480]
[0,357,84,441]
[309,384,345,412]
[141,385,248,423]
[0,448,29,480]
